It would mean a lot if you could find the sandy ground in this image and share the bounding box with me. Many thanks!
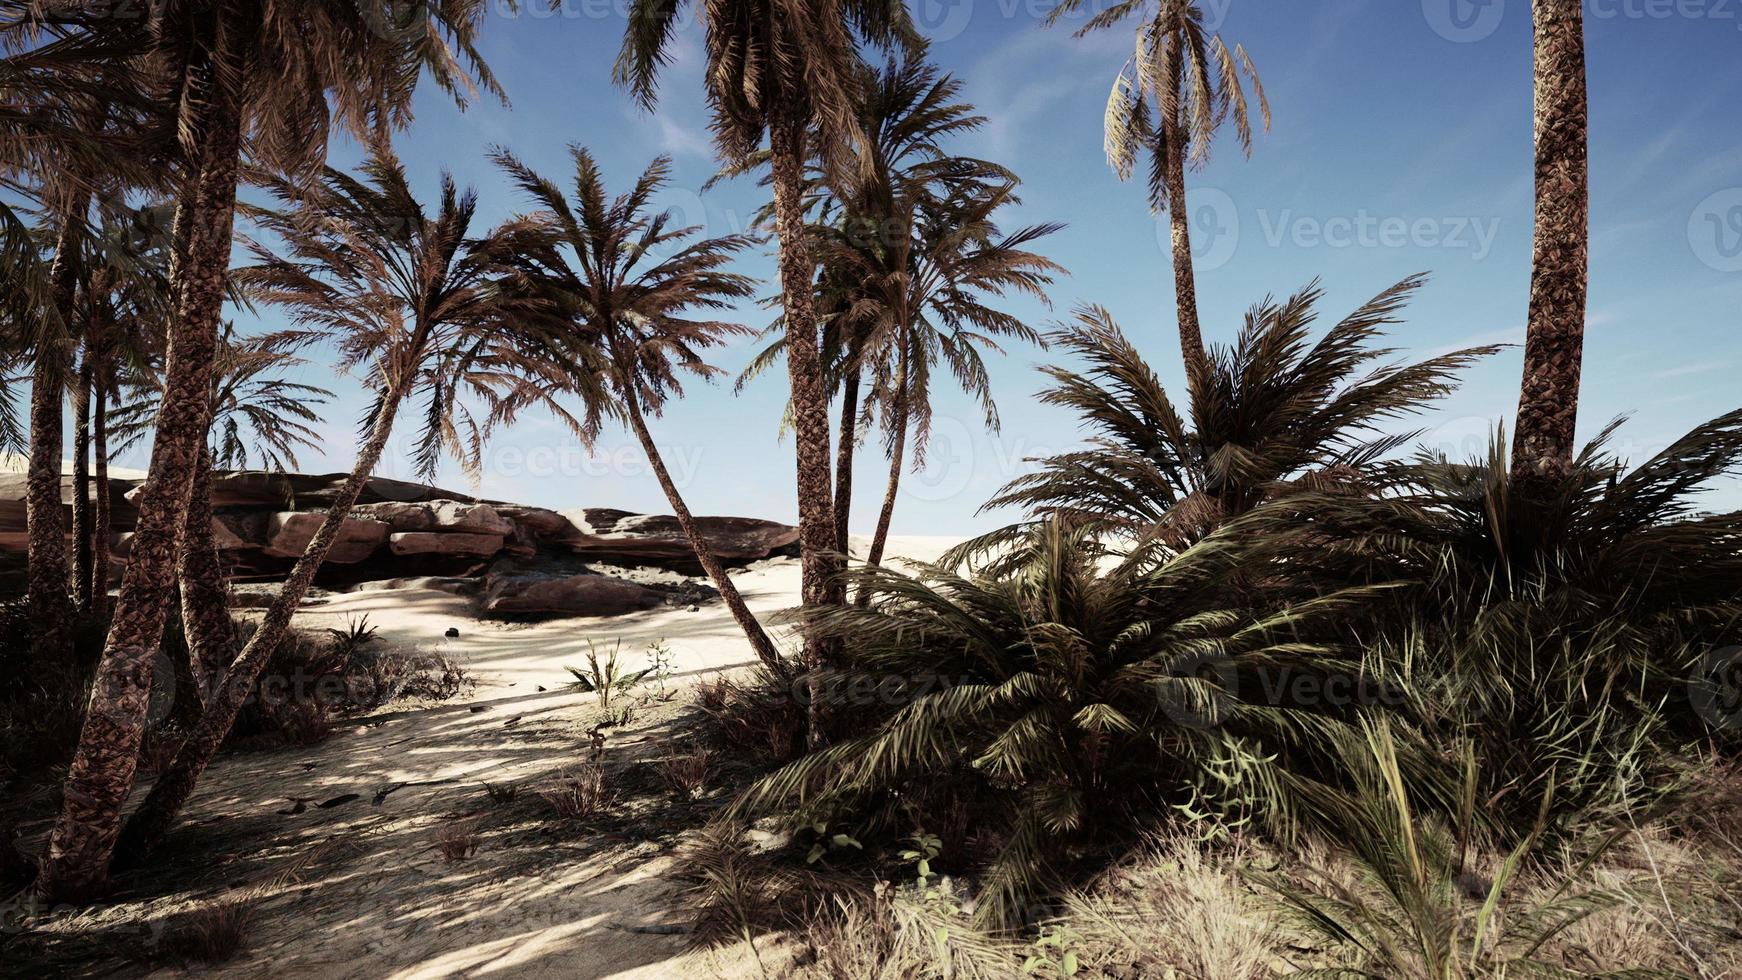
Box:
[16,535,956,979]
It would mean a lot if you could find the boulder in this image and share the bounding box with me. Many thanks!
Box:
[263,512,391,563]
[482,572,665,617]
[495,505,577,537]
[349,501,439,532]
[556,508,800,574]
[431,501,514,535]
[388,531,505,558]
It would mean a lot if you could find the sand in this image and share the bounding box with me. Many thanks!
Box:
[19,535,956,978]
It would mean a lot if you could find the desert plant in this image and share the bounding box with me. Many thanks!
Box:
[482,782,518,805]
[660,747,714,800]
[434,821,480,862]
[540,764,612,822]
[564,639,651,710]
[728,517,1401,926]
[157,896,256,965]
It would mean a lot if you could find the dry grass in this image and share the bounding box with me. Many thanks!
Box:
[539,763,611,821]
[659,747,712,800]
[158,896,256,964]
[435,820,481,862]
[1060,835,1286,979]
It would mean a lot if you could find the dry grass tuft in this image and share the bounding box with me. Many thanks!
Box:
[659,747,712,800]
[435,820,481,862]
[1062,835,1285,979]
[539,763,611,821]
[158,896,256,964]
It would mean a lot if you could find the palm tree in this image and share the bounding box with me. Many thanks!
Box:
[830,185,1062,572]
[1510,0,1589,494]
[491,145,784,669]
[1053,0,1268,392]
[34,0,500,901]
[732,54,1029,561]
[616,0,916,744]
[108,324,333,696]
[949,277,1498,567]
[116,146,559,861]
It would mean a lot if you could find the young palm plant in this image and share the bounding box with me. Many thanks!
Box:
[490,144,783,669]
[114,145,565,862]
[727,517,1391,927]
[1050,0,1268,391]
[950,277,1498,568]
[616,0,917,743]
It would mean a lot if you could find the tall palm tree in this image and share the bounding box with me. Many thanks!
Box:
[1054,0,1267,392]
[116,146,561,861]
[33,0,500,901]
[730,54,1019,559]
[616,0,916,743]
[490,146,787,668]
[1510,0,1589,494]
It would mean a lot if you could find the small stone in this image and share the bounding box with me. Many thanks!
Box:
[445,627,460,638]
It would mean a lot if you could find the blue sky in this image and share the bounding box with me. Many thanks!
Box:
[171,0,1742,533]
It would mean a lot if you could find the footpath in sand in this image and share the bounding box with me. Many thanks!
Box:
[18,536,953,979]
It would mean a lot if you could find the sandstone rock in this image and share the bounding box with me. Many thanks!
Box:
[555,508,800,573]
[431,501,513,536]
[263,512,391,563]
[350,501,439,532]
[347,576,477,595]
[482,572,665,617]
[495,505,576,537]
[388,531,504,557]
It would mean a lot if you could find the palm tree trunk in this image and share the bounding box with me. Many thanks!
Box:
[866,391,908,574]
[1510,0,1589,492]
[26,194,89,663]
[766,113,841,747]
[179,447,236,705]
[34,46,247,901]
[1161,97,1208,396]
[70,341,94,615]
[833,360,862,556]
[91,344,112,618]
[116,390,406,860]
[622,386,782,668]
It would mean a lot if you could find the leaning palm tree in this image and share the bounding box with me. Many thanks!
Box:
[113,146,558,867]
[1052,0,1268,392]
[33,0,500,900]
[491,146,785,670]
[950,277,1498,568]
[616,0,917,743]
[1510,0,1589,495]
